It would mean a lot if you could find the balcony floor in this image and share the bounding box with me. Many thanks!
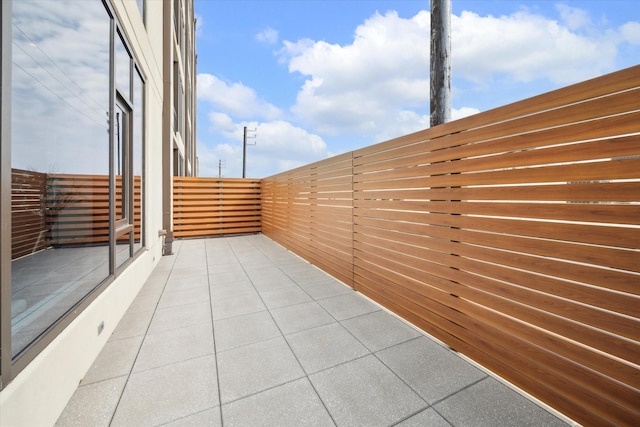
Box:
[56,234,570,426]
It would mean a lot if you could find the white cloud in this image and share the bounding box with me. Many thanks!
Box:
[452,10,617,85]
[197,5,637,178]
[282,11,430,136]
[256,26,279,45]
[207,112,235,133]
[201,116,330,178]
[452,106,481,120]
[555,4,591,31]
[620,21,640,44]
[197,73,282,120]
[278,6,630,141]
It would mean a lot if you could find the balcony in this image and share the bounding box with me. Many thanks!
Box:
[8,65,638,426]
[57,235,569,426]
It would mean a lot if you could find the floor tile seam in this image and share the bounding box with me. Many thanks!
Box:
[204,239,225,427]
[218,374,309,407]
[152,299,211,312]
[227,236,339,424]
[369,350,431,408]
[209,280,258,300]
[76,372,130,389]
[268,297,335,318]
[388,406,452,427]
[127,336,216,375]
[314,288,382,322]
[107,243,183,426]
[251,241,406,362]
[427,374,490,407]
[146,320,216,337]
[261,299,315,311]
[168,265,208,271]
[217,353,339,427]
[318,302,383,322]
[211,306,268,322]
[214,333,284,355]
[209,279,252,288]
[246,237,331,303]
[227,239,299,342]
[171,267,208,273]
[327,313,423,357]
[156,405,221,427]
[281,318,354,342]
[106,331,148,342]
[305,352,376,379]
[162,281,211,291]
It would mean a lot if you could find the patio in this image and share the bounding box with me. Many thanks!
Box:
[56,234,572,426]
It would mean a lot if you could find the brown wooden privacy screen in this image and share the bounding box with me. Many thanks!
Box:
[173,177,261,238]
[262,65,640,426]
[11,170,141,259]
[12,169,47,259]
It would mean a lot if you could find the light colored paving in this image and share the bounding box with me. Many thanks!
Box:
[56,234,571,426]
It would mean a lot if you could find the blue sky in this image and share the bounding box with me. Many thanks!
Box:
[194,1,640,178]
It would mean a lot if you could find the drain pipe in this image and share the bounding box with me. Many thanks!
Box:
[158,229,172,256]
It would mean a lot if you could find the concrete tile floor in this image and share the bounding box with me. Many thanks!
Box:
[56,234,573,427]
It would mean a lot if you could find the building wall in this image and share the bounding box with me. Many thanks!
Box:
[0,0,196,425]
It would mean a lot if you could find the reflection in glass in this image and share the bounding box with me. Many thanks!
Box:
[115,33,131,101]
[115,103,127,223]
[133,70,144,253]
[10,0,110,357]
[116,232,132,270]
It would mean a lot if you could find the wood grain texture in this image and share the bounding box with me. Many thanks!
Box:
[262,65,640,426]
[173,177,261,238]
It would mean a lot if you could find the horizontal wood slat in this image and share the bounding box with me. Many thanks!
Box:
[261,152,354,286]
[262,65,640,426]
[46,174,142,247]
[11,169,47,259]
[11,170,142,258]
[173,177,261,238]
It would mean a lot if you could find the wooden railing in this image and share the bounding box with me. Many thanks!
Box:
[173,177,261,238]
[262,65,640,426]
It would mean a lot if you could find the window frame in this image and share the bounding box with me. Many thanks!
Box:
[0,0,148,389]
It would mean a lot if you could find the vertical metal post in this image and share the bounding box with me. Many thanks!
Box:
[242,126,247,178]
[161,0,174,255]
[0,0,13,388]
[430,0,451,127]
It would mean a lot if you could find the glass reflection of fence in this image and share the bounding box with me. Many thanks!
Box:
[11,170,141,259]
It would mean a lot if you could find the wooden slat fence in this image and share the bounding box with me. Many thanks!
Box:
[11,169,47,259]
[262,65,640,426]
[11,172,142,259]
[47,174,142,246]
[262,153,354,285]
[173,177,261,238]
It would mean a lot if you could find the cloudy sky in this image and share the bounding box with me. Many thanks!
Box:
[194,0,640,178]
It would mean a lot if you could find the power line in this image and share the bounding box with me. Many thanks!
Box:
[12,23,108,118]
[12,60,107,129]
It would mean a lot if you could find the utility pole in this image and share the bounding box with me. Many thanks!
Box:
[242,126,256,178]
[430,0,451,127]
[218,160,225,178]
[242,126,247,178]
